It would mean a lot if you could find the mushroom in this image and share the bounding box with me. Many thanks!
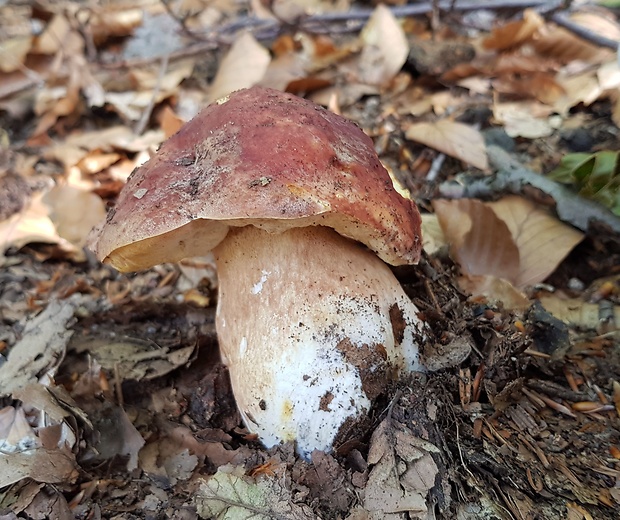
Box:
[95,87,424,457]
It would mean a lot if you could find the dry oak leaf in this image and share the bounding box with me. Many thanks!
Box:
[405,120,488,170]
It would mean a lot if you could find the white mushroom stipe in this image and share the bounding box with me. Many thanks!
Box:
[213,225,424,457]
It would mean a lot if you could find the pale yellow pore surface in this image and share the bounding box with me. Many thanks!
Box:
[213,225,423,456]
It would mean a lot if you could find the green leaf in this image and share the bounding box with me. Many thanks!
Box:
[548,153,594,184]
[548,151,620,215]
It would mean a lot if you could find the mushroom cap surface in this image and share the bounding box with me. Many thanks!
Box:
[95,87,422,271]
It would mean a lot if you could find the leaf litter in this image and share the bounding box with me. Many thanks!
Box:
[0,0,619,518]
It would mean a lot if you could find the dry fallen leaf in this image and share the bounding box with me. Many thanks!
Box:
[420,213,447,255]
[432,199,520,283]
[432,197,583,306]
[69,336,195,381]
[492,101,559,138]
[532,14,615,64]
[195,464,315,519]
[0,192,79,263]
[364,419,432,518]
[487,196,584,287]
[158,104,185,138]
[0,36,31,73]
[553,70,602,116]
[458,274,530,309]
[359,4,409,86]
[43,185,107,249]
[0,296,82,396]
[0,443,79,488]
[405,120,489,170]
[209,32,271,103]
[483,9,544,51]
[538,294,620,329]
[0,389,80,488]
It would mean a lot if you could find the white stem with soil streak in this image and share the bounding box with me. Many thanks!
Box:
[214,225,423,456]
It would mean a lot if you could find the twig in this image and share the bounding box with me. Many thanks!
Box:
[102,0,551,69]
[550,11,620,50]
[133,53,170,135]
[99,0,612,71]
[427,153,446,182]
[438,145,620,234]
[159,0,207,41]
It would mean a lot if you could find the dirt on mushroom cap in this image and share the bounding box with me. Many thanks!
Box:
[94,87,422,271]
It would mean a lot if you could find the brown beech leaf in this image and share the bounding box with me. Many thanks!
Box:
[433,199,520,283]
[487,196,584,287]
[405,120,488,170]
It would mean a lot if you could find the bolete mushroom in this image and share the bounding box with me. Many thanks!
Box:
[95,87,424,457]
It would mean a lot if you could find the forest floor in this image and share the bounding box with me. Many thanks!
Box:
[1,1,619,519]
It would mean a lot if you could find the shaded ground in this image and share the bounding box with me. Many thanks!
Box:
[1,1,620,519]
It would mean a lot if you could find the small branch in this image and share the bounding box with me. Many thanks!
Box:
[438,145,620,234]
[101,0,615,71]
[550,11,620,50]
[159,0,207,41]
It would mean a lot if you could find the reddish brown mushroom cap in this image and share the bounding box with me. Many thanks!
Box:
[95,87,422,271]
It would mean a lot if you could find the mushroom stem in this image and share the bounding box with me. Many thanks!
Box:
[213,225,423,457]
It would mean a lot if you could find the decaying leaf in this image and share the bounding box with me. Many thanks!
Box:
[195,464,315,519]
[363,419,435,519]
[0,444,79,488]
[405,120,488,170]
[0,389,80,488]
[69,336,194,381]
[140,437,198,485]
[0,296,82,396]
